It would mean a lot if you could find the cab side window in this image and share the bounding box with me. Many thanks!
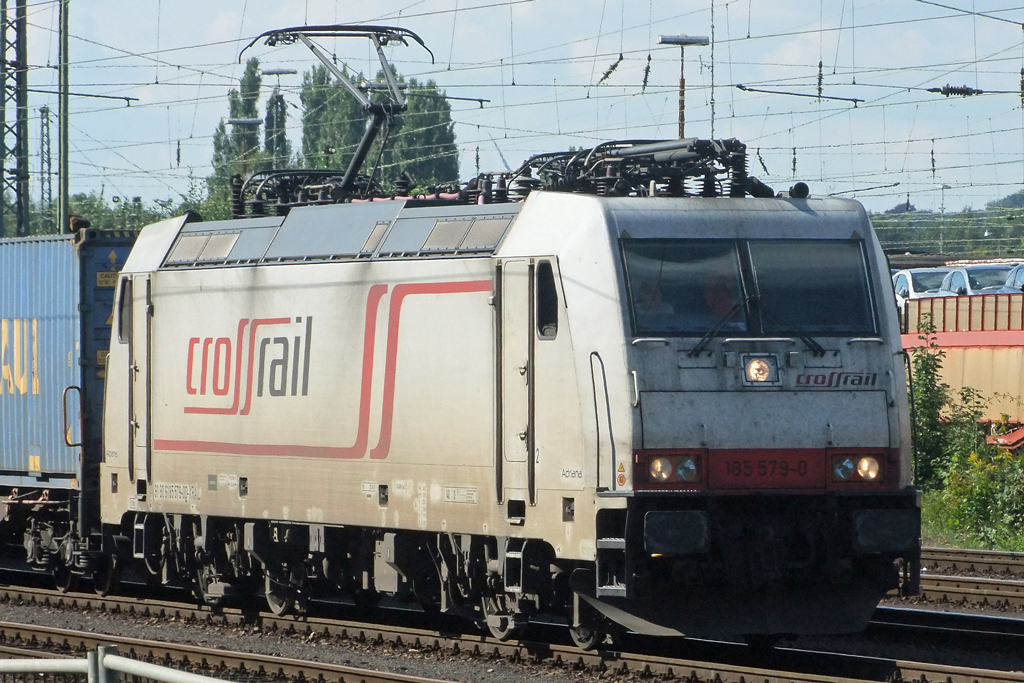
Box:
[117,278,132,344]
[537,260,558,339]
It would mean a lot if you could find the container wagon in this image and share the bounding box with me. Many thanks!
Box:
[0,229,135,586]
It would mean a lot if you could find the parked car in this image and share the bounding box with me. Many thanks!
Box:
[935,265,1017,297]
[995,263,1024,293]
[892,268,949,308]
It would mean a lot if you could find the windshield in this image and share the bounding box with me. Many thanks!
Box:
[749,241,874,334]
[910,271,946,291]
[620,240,746,334]
[622,238,876,337]
[968,268,1011,289]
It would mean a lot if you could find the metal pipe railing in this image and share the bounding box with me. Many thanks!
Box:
[0,646,231,683]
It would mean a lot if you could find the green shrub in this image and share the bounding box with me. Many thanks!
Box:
[936,448,1024,549]
[911,317,1024,549]
[909,317,950,490]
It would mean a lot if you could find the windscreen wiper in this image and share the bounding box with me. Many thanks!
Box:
[688,300,746,357]
[796,332,825,355]
[688,297,827,358]
[757,306,826,356]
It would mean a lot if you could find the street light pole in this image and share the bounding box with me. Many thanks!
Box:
[658,34,709,139]
[937,184,951,253]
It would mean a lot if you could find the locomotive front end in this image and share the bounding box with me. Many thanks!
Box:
[578,195,919,639]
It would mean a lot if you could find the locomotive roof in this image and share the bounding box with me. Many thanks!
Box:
[125,192,871,275]
[150,201,522,271]
[601,194,869,240]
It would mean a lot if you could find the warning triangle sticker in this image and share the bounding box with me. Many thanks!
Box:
[617,463,625,473]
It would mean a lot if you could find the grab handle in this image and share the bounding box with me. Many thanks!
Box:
[62,385,82,448]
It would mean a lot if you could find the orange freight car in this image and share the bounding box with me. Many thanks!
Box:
[902,294,1024,423]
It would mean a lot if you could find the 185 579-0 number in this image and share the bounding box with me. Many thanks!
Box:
[724,459,809,478]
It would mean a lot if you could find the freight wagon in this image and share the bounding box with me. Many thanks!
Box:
[902,293,1024,424]
[0,230,135,584]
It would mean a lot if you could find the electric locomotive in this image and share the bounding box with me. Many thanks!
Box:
[5,25,920,648]
[92,169,919,644]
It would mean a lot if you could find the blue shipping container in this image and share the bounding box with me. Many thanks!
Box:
[0,230,136,490]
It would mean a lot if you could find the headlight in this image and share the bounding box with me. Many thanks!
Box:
[746,358,771,382]
[649,457,672,481]
[833,456,855,480]
[831,453,884,483]
[676,456,699,481]
[638,451,704,487]
[857,456,880,480]
[742,355,778,384]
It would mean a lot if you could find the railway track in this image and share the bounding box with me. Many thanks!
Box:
[2,583,1024,683]
[0,620,447,683]
[918,574,1024,608]
[4,617,1024,683]
[914,547,1024,608]
[922,547,1024,575]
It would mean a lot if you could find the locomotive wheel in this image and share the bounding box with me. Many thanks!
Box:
[194,565,224,609]
[92,555,120,597]
[264,573,295,616]
[480,594,519,641]
[570,594,607,650]
[53,562,77,594]
[569,621,605,650]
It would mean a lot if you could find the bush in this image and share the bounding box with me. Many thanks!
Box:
[934,448,1024,549]
[909,317,950,490]
[912,317,1024,549]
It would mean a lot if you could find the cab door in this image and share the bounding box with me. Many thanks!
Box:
[500,260,534,509]
[129,274,151,483]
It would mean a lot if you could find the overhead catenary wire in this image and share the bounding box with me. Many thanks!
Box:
[21,1,1024,215]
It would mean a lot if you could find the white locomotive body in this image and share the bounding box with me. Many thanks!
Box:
[100,188,919,641]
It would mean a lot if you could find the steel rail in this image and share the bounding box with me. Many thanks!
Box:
[0,621,450,683]
[871,605,1024,649]
[4,586,1024,683]
[918,574,1024,607]
[922,547,1024,574]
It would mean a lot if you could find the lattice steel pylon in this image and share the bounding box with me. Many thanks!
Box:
[0,0,28,237]
[39,105,51,233]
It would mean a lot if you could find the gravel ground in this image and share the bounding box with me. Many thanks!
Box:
[0,601,606,683]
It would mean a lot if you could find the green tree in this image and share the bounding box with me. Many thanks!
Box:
[988,189,1024,209]
[208,58,282,203]
[380,78,459,187]
[210,59,458,205]
[67,192,172,231]
[228,57,263,174]
[299,63,364,169]
[264,88,291,170]
[298,67,458,188]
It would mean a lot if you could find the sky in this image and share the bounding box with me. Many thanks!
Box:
[19,0,1024,214]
